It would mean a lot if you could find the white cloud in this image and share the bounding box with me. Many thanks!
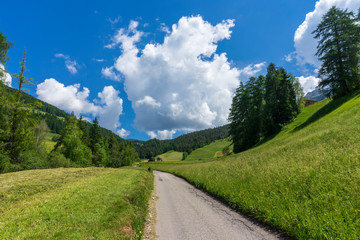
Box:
[292,0,359,67]
[36,78,126,137]
[93,58,105,62]
[296,76,320,94]
[102,66,120,81]
[239,62,266,81]
[105,16,242,136]
[159,23,170,34]
[136,96,161,108]
[0,64,12,87]
[117,128,130,138]
[147,130,176,140]
[36,78,99,115]
[55,53,80,74]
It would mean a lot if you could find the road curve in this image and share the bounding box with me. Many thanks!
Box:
[154,170,280,240]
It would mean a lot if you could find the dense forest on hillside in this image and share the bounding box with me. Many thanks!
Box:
[138,125,229,159]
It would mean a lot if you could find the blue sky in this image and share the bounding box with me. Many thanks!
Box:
[1,0,357,140]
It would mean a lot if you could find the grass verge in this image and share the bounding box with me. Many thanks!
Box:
[0,167,153,239]
[147,93,360,239]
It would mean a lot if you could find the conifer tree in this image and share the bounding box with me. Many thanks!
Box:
[8,49,38,161]
[90,117,107,166]
[78,116,90,147]
[313,6,360,97]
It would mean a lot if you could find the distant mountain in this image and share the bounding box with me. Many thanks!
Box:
[305,89,327,101]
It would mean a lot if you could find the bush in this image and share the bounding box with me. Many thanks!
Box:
[48,151,75,168]
[18,150,48,170]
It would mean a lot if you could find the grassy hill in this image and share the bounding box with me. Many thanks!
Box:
[148,92,360,239]
[0,168,153,239]
[185,139,232,161]
[156,150,183,161]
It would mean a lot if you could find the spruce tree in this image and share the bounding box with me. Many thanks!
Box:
[90,117,107,166]
[312,6,360,97]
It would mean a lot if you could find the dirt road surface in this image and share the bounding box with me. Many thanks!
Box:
[154,170,281,240]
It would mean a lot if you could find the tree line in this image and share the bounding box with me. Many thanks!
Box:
[0,32,138,173]
[229,63,304,153]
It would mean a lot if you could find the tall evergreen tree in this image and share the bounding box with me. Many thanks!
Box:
[7,49,38,161]
[90,117,107,166]
[78,116,90,147]
[312,6,360,97]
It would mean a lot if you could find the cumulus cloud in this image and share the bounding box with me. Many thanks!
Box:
[239,62,266,81]
[292,0,359,67]
[105,16,242,138]
[0,64,12,87]
[296,76,320,94]
[147,130,176,140]
[117,128,131,138]
[55,53,80,74]
[102,66,121,81]
[36,78,128,137]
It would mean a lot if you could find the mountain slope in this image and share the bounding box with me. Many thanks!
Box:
[4,85,124,142]
[148,92,360,239]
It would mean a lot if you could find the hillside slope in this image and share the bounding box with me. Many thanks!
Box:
[0,168,153,239]
[149,93,360,239]
[185,139,232,161]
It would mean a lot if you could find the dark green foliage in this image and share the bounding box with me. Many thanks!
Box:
[313,6,360,98]
[54,116,92,167]
[182,151,188,160]
[229,63,302,153]
[78,116,90,147]
[138,125,229,159]
[0,31,13,66]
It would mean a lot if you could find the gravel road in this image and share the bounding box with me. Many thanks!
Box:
[154,170,281,240]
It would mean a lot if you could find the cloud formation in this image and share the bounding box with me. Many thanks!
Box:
[296,76,320,94]
[292,0,359,67]
[147,130,176,140]
[55,53,80,74]
[36,78,128,137]
[0,64,12,87]
[104,16,243,138]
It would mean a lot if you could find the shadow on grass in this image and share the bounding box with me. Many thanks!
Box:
[293,93,355,132]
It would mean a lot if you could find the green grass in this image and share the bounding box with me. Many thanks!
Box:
[156,150,183,161]
[147,93,360,239]
[0,167,153,239]
[185,139,232,161]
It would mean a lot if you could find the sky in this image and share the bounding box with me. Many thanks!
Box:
[1,0,358,140]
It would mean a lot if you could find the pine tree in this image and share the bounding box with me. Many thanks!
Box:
[312,6,360,97]
[90,117,107,166]
[78,116,90,147]
[7,49,38,161]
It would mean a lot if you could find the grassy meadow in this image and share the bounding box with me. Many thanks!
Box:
[148,92,360,239]
[156,150,183,161]
[0,167,153,239]
[184,139,232,161]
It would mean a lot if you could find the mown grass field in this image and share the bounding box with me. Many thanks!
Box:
[156,150,183,161]
[0,167,153,239]
[148,92,360,239]
[184,139,232,161]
